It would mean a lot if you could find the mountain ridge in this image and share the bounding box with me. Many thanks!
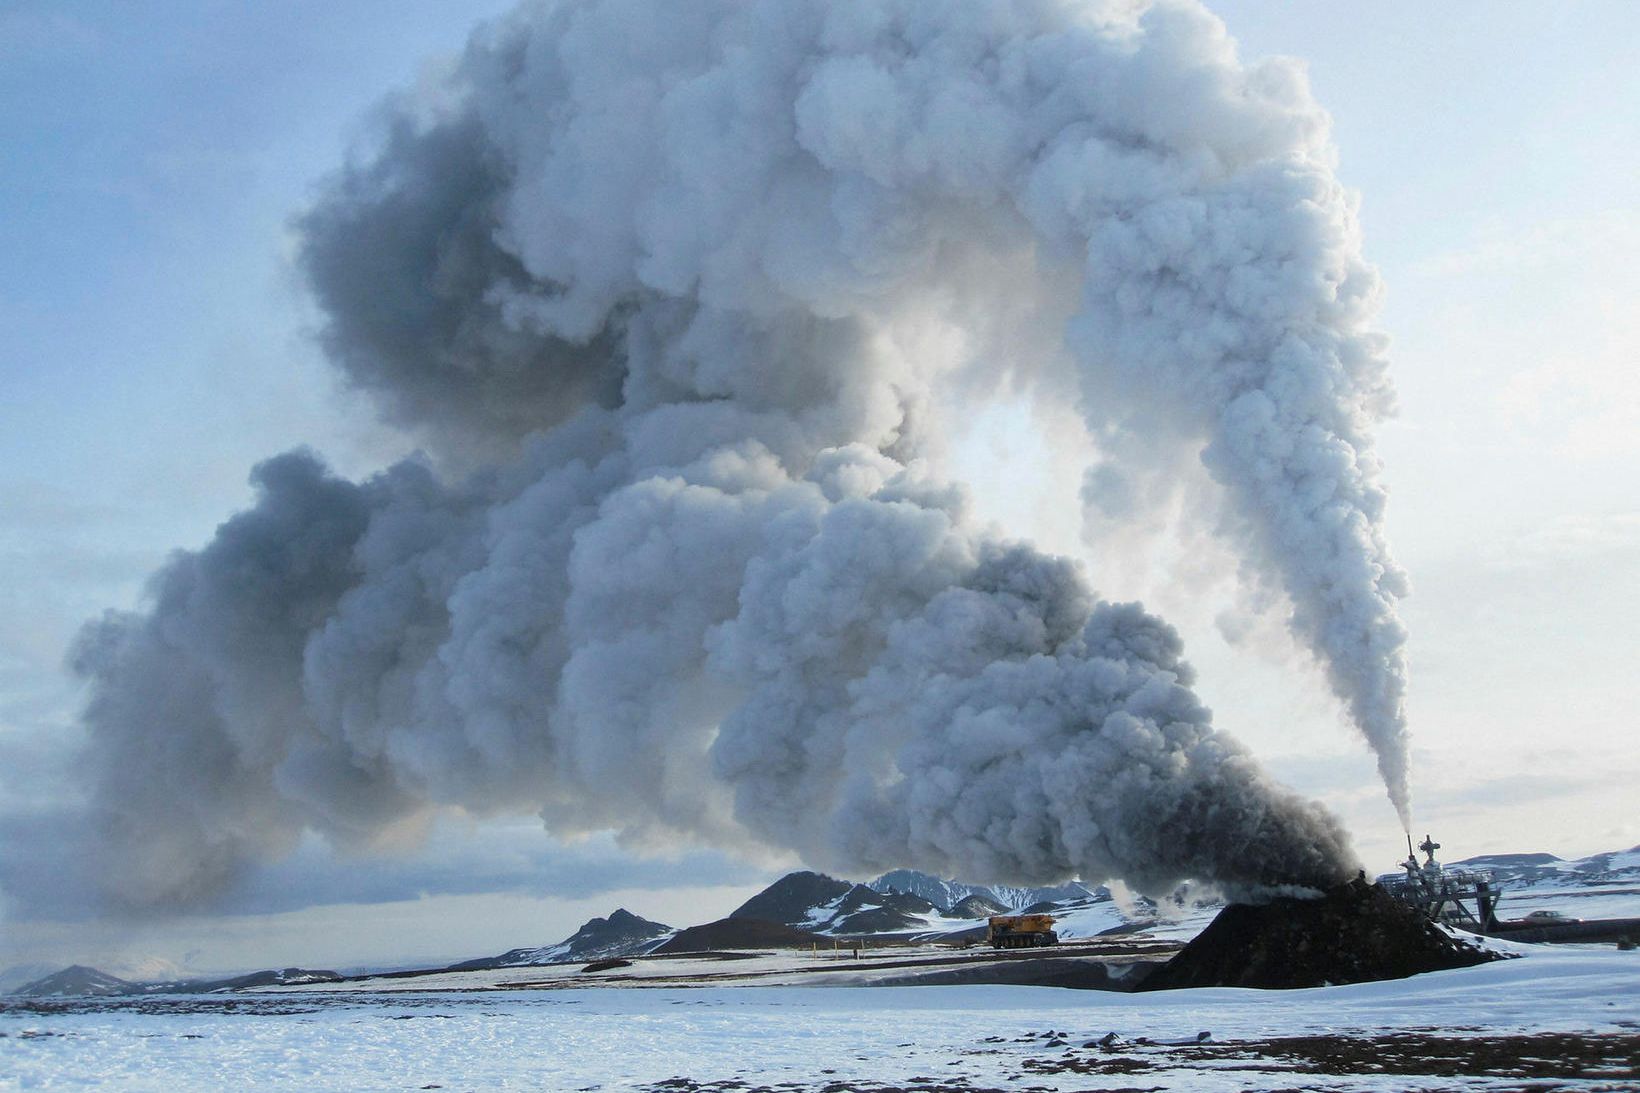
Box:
[15,845,1637,995]
[448,907,675,970]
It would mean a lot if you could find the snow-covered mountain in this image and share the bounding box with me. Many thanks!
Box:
[722,869,1151,941]
[729,872,958,936]
[867,869,1099,912]
[865,870,990,912]
[1453,846,1640,890]
[823,885,943,934]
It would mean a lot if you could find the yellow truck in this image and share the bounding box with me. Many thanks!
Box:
[986,914,1059,949]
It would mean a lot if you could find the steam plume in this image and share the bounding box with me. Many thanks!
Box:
[71,0,1409,910]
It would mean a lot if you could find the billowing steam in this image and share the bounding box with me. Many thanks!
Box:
[72,0,1410,911]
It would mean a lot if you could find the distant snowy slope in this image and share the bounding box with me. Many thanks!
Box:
[1453,846,1640,891]
[1453,846,1640,924]
[990,881,1105,909]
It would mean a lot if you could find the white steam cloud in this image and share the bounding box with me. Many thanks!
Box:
[72,0,1409,911]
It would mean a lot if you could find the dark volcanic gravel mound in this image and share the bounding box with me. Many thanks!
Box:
[652,916,822,954]
[1141,879,1503,991]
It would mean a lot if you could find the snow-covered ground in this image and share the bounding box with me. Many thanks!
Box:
[4,948,1635,1091]
[1501,884,1640,926]
[6,858,1637,1088]
[1487,861,1640,926]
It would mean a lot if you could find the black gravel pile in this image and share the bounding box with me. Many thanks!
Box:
[1140,877,1503,990]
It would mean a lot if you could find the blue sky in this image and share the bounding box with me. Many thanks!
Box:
[2,1,1636,973]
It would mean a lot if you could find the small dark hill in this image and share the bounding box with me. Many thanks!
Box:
[1449,852,1569,887]
[652,917,822,954]
[552,907,673,960]
[120,967,346,994]
[1456,852,1562,868]
[201,967,343,991]
[1141,879,1502,991]
[449,907,673,970]
[730,871,851,927]
[16,965,134,997]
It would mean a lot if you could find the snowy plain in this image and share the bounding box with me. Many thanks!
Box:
[6,861,1639,1089]
[4,948,1637,1092]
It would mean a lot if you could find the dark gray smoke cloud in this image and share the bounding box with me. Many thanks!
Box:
[69,0,1411,912]
[299,113,628,462]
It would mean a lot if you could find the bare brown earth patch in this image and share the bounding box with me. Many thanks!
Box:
[1020,1030,1640,1084]
[641,1031,1639,1092]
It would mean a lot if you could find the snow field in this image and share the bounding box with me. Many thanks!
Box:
[3,949,1636,1092]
